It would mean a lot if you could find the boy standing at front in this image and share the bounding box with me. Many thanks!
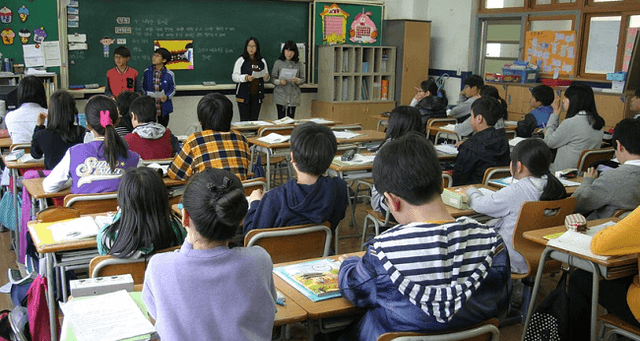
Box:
[453,97,510,186]
[338,133,511,340]
[516,84,555,137]
[105,46,142,99]
[143,48,175,128]
[124,96,179,160]
[243,122,348,235]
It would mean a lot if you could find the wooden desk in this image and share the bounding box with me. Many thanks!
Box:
[371,114,389,131]
[273,252,365,340]
[0,137,12,149]
[232,119,341,135]
[522,218,637,341]
[274,292,308,327]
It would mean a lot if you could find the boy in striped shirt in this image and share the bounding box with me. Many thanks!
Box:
[338,133,511,341]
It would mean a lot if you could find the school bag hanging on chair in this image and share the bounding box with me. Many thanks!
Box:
[523,269,570,341]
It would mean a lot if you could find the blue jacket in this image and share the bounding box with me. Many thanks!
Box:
[243,176,348,235]
[142,65,175,116]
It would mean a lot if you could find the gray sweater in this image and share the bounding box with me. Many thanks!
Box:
[466,177,546,274]
[572,162,640,220]
[543,111,604,172]
[271,59,305,107]
[448,95,476,120]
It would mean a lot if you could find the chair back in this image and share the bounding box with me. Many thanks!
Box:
[64,192,118,215]
[9,143,30,154]
[242,177,267,196]
[376,318,499,341]
[614,209,632,219]
[142,158,173,166]
[89,245,180,285]
[576,148,615,176]
[426,117,457,137]
[513,197,576,279]
[257,125,294,137]
[244,223,332,264]
[505,130,516,140]
[482,167,511,186]
[442,172,453,188]
[36,207,80,223]
[331,124,363,131]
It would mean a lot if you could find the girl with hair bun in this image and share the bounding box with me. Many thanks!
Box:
[143,168,277,340]
[43,95,142,194]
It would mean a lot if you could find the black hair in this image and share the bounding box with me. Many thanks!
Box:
[379,106,425,150]
[46,90,85,144]
[291,122,337,176]
[115,91,140,133]
[154,47,171,65]
[563,84,605,130]
[197,93,233,132]
[85,95,131,171]
[129,96,157,124]
[113,46,131,58]
[241,37,262,61]
[279,40,299,62]
[613,118,640,155]
[479,85,508,120]
[531,84,555,106]
[182,168,248,242]
[17,75,47,109]
[373,132,442,206]
[471,97,502,126]
[101,168,183,258]
[635,87,640,98]
[464,74,484,90]
[511,139,566,201]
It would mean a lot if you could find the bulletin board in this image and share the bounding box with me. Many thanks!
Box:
[524,30,576,78]
[314,2,383,46]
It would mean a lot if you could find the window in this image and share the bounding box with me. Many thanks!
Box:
[483,0,526,10]
[479,19,522,75]
[528,17,574,31]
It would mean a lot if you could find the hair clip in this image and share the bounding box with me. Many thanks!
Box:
[207,177,231,194]
[100,110,113,128]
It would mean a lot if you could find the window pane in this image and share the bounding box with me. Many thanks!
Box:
[630,15,640,28]
[584,16,621,74]
[487,24,522,41]
[485,0,525,9]
[530,20,573,31]
[536,0,552,4]
[557,0,576,3]
[486,43,520,58]
[592,0,622,2]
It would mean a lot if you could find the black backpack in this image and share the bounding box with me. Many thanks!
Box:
[523,270,570,341]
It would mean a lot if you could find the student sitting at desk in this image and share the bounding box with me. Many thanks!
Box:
[464,139,566,274]
[5,75,48,144]
[572,118,640,220]
[124,96,179,160]
[454,85,507,138]
[43,95,142,193]
[243,122,348,235]
[97,167,185,257]
[447,74,483,125]
[114,91,140,137]
[452,97,510,186]
[410,78,448,125]
[544,83,604,173]
[168,93,250,180]
[143,168,276,340]
[338,133,511,341]
[30,90,86,170]
[515,84,554,138]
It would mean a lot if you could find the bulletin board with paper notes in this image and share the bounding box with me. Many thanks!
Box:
[524,30,576,78]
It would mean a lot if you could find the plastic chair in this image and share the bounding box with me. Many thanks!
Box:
[64,192,118,215]
[481,167,511,186]
[509,197,576,324]
[599,314,640,341]
[376,318,500,341]
[244,223,332,264]
[89,245,180,285]
[576,148,615,176]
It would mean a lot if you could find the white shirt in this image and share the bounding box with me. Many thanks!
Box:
[5,102,47,144]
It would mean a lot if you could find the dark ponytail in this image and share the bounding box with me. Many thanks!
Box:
[511,138,566,201]
[85,95,130,171]
[182,169,248,242]
[480,85,508,120]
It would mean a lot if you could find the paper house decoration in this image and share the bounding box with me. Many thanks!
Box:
[320,4,349,44]
[349,8,378,44]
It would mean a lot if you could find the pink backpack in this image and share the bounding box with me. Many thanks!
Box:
[27,275,59,341]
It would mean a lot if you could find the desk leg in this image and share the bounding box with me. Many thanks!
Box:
[587,261,601,341]
[307,320,315,341]
[11,169,19,261]
[266,151,271,190]
[46,253,58,341]
[521,247,552,341]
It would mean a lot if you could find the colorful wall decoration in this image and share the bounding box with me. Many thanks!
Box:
[623,28,639,72]
[314,2,382,46]
[154,40,194,70]
[524,30,576,78]
[319,4,348,44]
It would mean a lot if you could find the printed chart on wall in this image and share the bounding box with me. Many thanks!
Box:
[524,30,576,78]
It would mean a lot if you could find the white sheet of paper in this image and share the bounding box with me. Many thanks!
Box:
[43,41,62,67]
[61,290,155,341]
[547,221,617,261]
[67,33,87,43]
[257,133,290,144]
[147,90,165,99]
[22,44,44,67]
[440,124,456,132]
[252,68,267,78]
[509,137,526,147]
[435,144,458,155]
[333,131,362,139]
[279,68,297,80]
[49,216,100,242]
[340,154,375,165]
[232,120,273,127]
[272,116,295,125]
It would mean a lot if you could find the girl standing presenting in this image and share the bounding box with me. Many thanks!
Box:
[43,95,142,194]
[271,40,305,119]
[232,37,270,121]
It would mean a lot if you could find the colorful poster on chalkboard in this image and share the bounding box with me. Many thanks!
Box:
[315,2,382,46]
[623,28,639,72]
[524,30,576,77]
[154,40,194,70]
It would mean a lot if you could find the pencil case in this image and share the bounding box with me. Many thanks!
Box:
[564,213,587,233]
[441,188,469,210]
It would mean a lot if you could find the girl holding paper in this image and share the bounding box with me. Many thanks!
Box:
[232,37,270,121]
[271,40,305,119]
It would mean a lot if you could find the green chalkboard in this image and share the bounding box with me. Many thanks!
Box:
[67,0,309,87]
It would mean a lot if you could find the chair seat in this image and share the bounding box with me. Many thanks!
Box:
[600,314,640,338]
[364,209,386,222]
[261,156,287,165]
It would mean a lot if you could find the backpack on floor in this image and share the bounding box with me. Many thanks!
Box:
[523,269,570,341]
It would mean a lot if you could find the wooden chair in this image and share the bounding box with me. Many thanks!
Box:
[599,314,640,341]
[142,157,173,166]
[331,124,363,131]
[614,209,632,219]
[377,318,499,341]
[35,206,80,222]
[89,245,180,285]
[576,148,615,176]
[9,143,31,154]
[244,223,332,264]
[425,117,456,139]
[510,197,576,323]
[64,192,118,215]
[505,130,516,140]
[242,177,267,196]
[481,167,511,186]
[255,126,294,187]
[434,130,461,144]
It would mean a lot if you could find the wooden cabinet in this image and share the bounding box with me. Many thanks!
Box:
[383,20,431,106]
[594,93,627,129]
[312,100,396,130]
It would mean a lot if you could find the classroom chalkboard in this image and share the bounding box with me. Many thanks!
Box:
[67,0,309,87]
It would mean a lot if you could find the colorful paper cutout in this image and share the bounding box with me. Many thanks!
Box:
[100,36,115,57]
[154,40,194,70]
[18,6,29,23]
[0,7,12,24]
[349,8,378,44]
[1,27,15,45]
[33,27,47,45]
[320,4,349,44]
[19,28,31,44]
[525,30,576,77]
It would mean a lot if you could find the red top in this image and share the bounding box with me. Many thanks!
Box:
[124,129,173,160]
[106,66,139,98]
